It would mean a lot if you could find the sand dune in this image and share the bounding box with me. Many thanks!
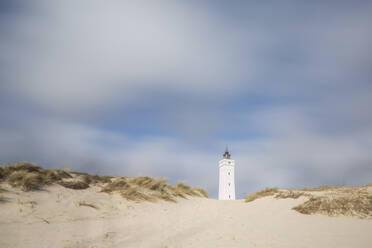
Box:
[1,182,371,248]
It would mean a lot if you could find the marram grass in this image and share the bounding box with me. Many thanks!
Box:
[0,162,208,203]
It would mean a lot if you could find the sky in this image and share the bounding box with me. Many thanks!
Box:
[0,0,371,199]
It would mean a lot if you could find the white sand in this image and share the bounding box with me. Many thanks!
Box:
[0,183,371,248]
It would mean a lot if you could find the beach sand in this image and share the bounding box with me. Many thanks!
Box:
[0,183,371,248]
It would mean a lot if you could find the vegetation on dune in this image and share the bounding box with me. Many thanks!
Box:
[70,171,113,184]
[194,187,209,198]
[274,190,311,199]
[245,184,372,219]
[292,186,372,218]
[8,171,44,191]
[101,177,208,202]
[244,187,279,202]
[2,162,74,191]
[301,185,340,192]
[58,181,89,190]
[0,162,208,202]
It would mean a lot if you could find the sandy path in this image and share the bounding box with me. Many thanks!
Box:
[0,185,371,248]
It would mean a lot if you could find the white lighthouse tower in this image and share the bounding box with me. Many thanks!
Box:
[218,147,236,200]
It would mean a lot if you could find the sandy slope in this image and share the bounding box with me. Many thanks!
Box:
[0,183,371,248]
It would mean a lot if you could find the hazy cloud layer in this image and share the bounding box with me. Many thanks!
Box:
[1,1,371,198]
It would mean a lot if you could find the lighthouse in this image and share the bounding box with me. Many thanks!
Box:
[218,147,236,200]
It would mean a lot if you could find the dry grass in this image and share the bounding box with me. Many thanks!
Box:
[71,172,113,185]
[0,162,93,191]
[301,185,339,192]
[247,184,372,218]
[78,201,99,209]
[58,181,89,190]
[101,178,131,193]
[275,190,311,199]
[0,162,77,191]
[121,187,156,202]
[0,166,6,181]
[101,177,208,202]
[245,187,279,202]
[169,182,202,198]
[194,188,209,198]
[7,171,44,191]
[0,162,209,202]
[293,191,372,218]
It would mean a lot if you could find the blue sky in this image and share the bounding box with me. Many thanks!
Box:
[1,0,371,198]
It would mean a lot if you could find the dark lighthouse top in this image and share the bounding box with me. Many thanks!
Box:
[223,147,231,159]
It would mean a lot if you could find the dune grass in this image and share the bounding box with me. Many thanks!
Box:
[274,190,311,199]
[0,162,116,192]
[245,187,279,202]
[101,177,208,202]
[293,194,372,218]
[7,171,44,191]
[71,172,113,184]
[245,184,372,218]
[0,162,209,202]
[0,162,77,191]
[58,181,89,190]
[301,185,340,192]
[292,187,372,218]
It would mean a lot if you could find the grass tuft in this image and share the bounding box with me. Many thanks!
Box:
[8,162,43,173]
[245,187,279,202]
[120,187,155,202]
[58,181,89,190]
[101,178,130,193]
[78,201,99,209]
[195,188,209,198]
[275,190,310,199]
[7,171,44,191]
[102,178,208,202]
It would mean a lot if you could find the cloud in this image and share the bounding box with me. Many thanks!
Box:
[1,0,254,115]
[0,1,372,199]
